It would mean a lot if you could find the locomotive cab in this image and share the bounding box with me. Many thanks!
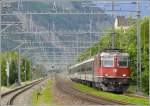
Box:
[94,49,131,92]
[99,52,130,78]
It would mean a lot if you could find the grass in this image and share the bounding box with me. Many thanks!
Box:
[32,80,53,106]
[126,85,136,93]
[2,79,37,93]
[74,83,149,105]
[1,86,11,93]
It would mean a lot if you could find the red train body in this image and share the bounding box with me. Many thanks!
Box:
[69,49,131,92]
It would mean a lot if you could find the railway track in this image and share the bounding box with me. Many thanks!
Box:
[55,76,133,105]
[2,78,45,105]
[123,92,148,99]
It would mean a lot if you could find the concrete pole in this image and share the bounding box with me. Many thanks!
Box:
[149,19,150,106]
[112,0,115,49]
[148,0,150,106]
[76,35,78,61]
[29,59,33,81]
[18,48,21,85]
[136,0,142,94]
[0,1,2,105]
[52,21,55,64]
[89,19,92,57]
[18,0,23,11]
[97,45,99,54]
[30,61,32,81]
[6,61,9,87]
[24,61,26,81]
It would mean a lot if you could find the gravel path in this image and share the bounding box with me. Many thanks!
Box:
[52,79,97,105]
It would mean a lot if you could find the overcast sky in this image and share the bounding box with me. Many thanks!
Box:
[94,0,149,17]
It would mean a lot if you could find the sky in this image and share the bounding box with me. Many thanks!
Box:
[94,0,149,17]
[141,0,149,16]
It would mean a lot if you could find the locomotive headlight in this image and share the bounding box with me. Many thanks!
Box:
[105,74,108,76]
[122,74,126,77]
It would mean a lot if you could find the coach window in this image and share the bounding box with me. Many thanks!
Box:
[101,56,114,67]
[99,57,101,66]
[81,65,84,74]
[118,56,128,67]
[86,62,92,74]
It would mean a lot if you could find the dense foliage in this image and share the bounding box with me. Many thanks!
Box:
[78,17,149,94]
[0,51,47,86]
[0,52,31,86]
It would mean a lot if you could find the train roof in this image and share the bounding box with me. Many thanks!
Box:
[100,52,129,56]
[103,48,123,52]
[69,49,129,69]
[69,58,94,69]
[100,48,129,56]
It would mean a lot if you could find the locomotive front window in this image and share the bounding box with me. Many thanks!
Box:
[118,57,128,67]
[101,56,114,67]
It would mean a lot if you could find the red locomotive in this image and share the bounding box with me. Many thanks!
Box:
[69,49,131,93]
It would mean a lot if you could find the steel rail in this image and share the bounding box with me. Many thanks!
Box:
[55,76,133,105]
[7,79,44,105]
[2,78,44,105]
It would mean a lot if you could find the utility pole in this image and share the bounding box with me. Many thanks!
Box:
[112,0,115,49]
[76,35,79,62]
[6,61,9,86]
[149,19,150,106]
[18,48,21,85]
[0,1,2,105]
[136,0,142,94]
[24,61,26,81]
[89,18,92,57]
[52,21,55,65]
[18,0,23,11]
[148,0,150,105]
[30,61,32,81]
[29,15,32,32]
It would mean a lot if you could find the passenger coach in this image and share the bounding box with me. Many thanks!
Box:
[69,49,131,92]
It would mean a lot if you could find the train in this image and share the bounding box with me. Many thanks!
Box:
[69,49,131,93]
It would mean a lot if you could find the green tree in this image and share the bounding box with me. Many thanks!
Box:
[0,51,32,86]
